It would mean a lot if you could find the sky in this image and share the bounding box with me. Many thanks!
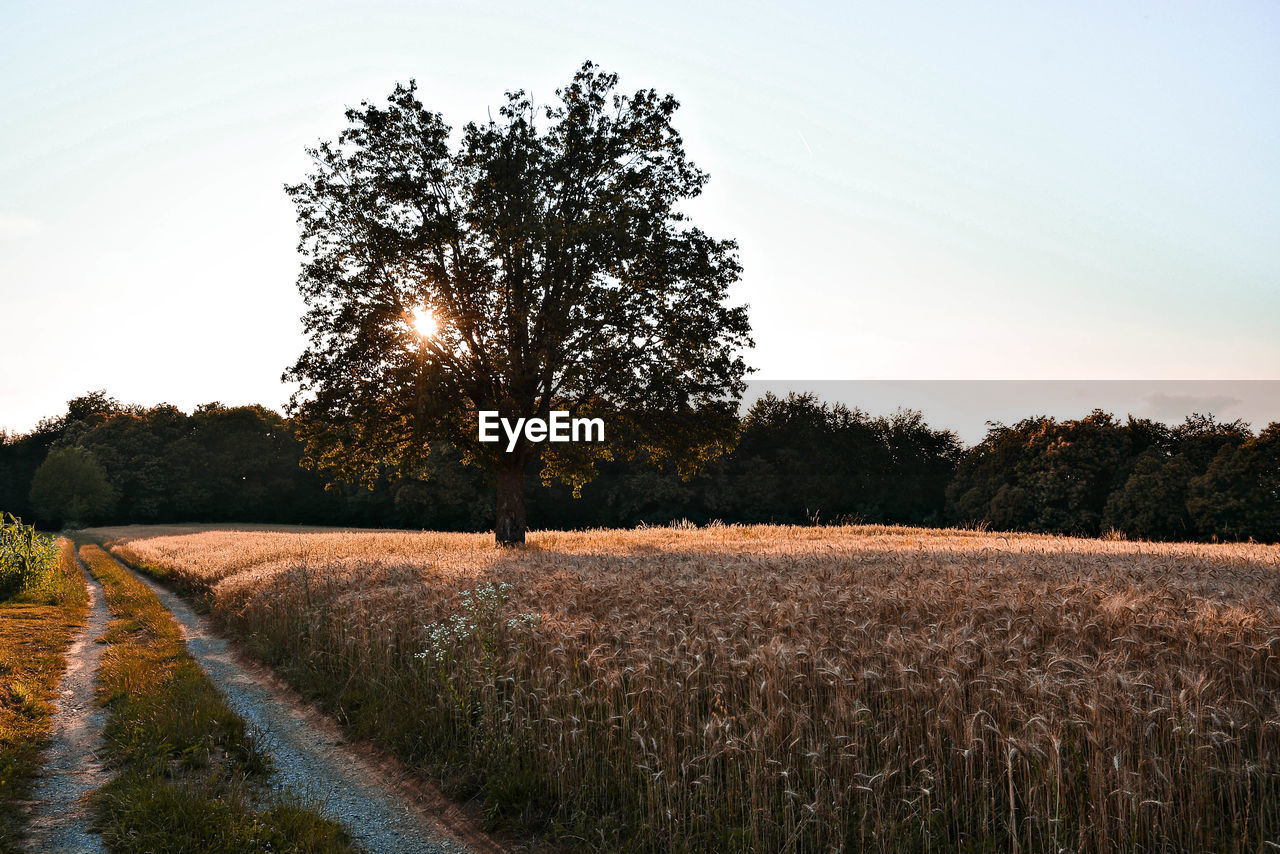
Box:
[745,381,1280,444]
[2,0,1278,435]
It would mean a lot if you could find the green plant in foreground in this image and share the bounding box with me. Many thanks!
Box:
[415,582,541,721]
[0,514,59,601]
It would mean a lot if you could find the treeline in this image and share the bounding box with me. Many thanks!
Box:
[950,410,1278,542]
[2,391,1276,542]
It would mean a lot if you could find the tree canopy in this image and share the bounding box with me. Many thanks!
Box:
[285,62,752,543]
[28,445,115,528]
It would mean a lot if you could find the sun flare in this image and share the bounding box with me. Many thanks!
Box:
[410,305,438,338]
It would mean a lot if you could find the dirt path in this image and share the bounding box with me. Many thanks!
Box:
[22,558,110,854]
[113,555,488,854]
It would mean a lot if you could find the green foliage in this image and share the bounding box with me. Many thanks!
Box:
[947,410,1133,535]
[284,62,752,542]
[948,412,1274,541]
[392,442,494,530]
[28,446,115,528]
[5,397,339,528]
[0,418,65,523]
[1188,424,1280,541]
[1171,412,1252,468]
[0,514,59,600]
[712,393,961,525]
[91,770,357,854]
[1104,450,1195,540]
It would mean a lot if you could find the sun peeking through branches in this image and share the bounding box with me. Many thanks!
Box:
[284,62,753,545]
[409,305,438,340]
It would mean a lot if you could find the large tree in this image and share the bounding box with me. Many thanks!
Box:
[285,63,752,544]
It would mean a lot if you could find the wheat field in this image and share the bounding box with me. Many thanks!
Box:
[86,523,1280,852]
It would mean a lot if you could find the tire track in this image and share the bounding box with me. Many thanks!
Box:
[107,553,482,854]
[22,557,110,854]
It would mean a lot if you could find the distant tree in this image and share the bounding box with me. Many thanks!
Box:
[580,460,704,527]
[1170,413,1251,468]
[0,431,24,516]
[1103,449,1196,540]
[63,389,122,426]
[147,403,323,524]
[184,404,295,521]
[1102,415,1252,541]
[75,412,170,522]
[0,419,70,520]
[721,393,876,523]
[390,442,492,530]
[947,417,1049,530]
[28,446,115,527]
[1122,415,1172,458]
[878,409,963,523]
[1187,424,1280,541]
[713,393,959,525]
[1,392,126,521]
[284,63,752,544]
[948,411,1132,535]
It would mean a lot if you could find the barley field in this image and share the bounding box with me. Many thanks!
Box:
[87,523,1280,852]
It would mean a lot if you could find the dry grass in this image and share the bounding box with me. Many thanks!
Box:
[89,522,1280,852]
[0,539,87,853]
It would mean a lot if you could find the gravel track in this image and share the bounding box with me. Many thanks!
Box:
[22,558,110,854]
[113,554,479,854]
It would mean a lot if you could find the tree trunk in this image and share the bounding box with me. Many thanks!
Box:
[494,455,528,546]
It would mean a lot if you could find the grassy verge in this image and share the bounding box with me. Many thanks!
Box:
[77,543,358,853]
[0,539,88,853]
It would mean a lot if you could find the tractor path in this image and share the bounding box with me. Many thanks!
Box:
[22,557,110,854]
[109,552,496,854]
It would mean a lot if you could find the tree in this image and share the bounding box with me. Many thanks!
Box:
[878,409,963,524]
[75,411,169,522]
[1170,413,1251,469]
[947,411,1133,535]
[1101,415,1252,541]
[1187,423,1280,541]
[28,446,115,527]
[0,391,120,520]
[1103,449,1195,540]
[284,63,752,544]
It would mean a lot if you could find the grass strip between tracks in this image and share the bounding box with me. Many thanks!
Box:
[0,539,87,853]
[77,543,359,853]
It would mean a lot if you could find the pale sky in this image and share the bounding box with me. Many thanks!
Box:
[3,0,1278,434]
